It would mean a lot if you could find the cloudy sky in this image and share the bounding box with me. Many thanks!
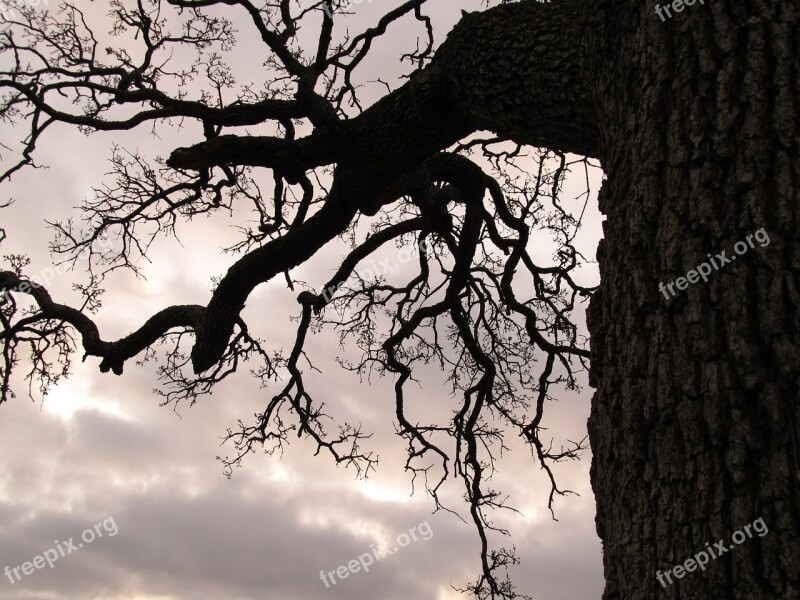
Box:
[0,1,606,599]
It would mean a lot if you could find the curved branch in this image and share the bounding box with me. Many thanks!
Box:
[0,270,203,375]
[168,0,601,178]
[190,168,365,372]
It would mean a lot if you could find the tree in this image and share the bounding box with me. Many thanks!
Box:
[0,0,797,598]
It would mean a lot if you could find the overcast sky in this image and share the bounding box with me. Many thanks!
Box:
[0,1,606,599]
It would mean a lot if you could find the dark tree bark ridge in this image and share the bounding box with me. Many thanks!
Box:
[587,0,800,597]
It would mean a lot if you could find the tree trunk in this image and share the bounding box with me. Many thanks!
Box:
[586,0,800,598]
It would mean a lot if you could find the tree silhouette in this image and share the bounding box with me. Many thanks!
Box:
[1,1,798,598]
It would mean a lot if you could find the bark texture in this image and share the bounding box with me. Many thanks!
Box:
[586,0,800,597]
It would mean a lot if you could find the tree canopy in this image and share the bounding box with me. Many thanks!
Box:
[0,2,604,597]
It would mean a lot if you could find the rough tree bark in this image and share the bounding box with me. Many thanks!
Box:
[584,0,800,598]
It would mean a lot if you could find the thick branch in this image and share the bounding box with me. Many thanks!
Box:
[0,271,203,375]
[190,168,366,373]
[168,0,601,179]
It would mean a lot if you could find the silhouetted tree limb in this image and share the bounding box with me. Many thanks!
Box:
[0,2,598,597]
